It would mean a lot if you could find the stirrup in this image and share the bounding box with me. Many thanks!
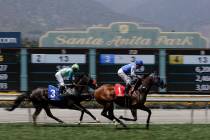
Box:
[124,93,129,97]
[60,90,67,96]
[141,86,147,92]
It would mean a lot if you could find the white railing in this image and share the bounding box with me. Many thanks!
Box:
[0,93,210,124]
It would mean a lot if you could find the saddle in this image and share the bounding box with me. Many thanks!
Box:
[61,84,77,96]
[63,87,76,96]
[48,84,78,101]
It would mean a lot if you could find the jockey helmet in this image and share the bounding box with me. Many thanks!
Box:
[71,63,79,70]
[135,60,143,66]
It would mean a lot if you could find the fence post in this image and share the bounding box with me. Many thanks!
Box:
[159,49,166,92]
[20,48,28,92]
[28,108,32,123]
[190,102,194,124]
[89,48,96,80]
[205,103,208,123]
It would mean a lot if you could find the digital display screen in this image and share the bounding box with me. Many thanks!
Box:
[0,49,20,91]
[28,49,88,90]
[97,49,159,92]
[167,50,210,92]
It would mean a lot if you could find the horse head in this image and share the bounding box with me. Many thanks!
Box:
[134,72,166,93]
[75,74,97,90]
[143,72,166,89]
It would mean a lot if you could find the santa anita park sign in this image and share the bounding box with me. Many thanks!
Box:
[39,22,208,49]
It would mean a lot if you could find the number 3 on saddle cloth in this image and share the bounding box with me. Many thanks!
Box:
[48,85,62,101]
[114,84,126,97]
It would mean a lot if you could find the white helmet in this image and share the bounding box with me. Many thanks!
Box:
[71,63,79,70]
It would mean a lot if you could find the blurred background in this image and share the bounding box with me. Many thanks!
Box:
[0,0,210,129]
[0,0,210,40]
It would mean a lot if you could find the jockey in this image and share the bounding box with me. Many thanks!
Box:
[117,60,143,96]
[55,63,79,95]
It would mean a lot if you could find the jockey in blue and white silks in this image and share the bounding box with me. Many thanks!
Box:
[117,60,143,96]
[55,63,79,95]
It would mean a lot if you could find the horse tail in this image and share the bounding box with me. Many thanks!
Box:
[5,92,30,111]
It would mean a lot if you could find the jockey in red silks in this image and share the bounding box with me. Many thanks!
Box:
[55,64,79,95]
[117,60,144,96]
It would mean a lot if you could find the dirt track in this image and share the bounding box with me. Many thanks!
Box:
[0,108,209,124]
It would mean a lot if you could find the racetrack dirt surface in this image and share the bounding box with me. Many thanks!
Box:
[0,108,209,124]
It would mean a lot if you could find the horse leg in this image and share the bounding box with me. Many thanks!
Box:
[108,103,127,128]
[101,103,127,128]
[101,103,112,119]
[73,103,100,123]
[139,105,151,129]
[78,110,85,124]
[43,106,64,124]
[119,108,137,121]
[32,107,42,126]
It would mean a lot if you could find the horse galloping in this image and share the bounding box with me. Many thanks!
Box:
[6,74,99,125]
[94,72,166,128]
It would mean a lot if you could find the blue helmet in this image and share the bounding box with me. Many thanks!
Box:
[135,60,143,66]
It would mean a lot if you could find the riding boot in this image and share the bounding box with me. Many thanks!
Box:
[141,86,147,92]
[131,79,142,95]
[124,84,131,107]
[59,85,66,96]
[125,84,131,97]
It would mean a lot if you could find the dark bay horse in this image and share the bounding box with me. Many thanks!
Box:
[6,74,99,125]
[94,72,166,128]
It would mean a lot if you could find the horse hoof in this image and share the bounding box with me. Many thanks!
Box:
[120,123,127,128]
[119,116,123,119]
[113,119,116,123]
[59,121,64,124]
[33,123,37,126]
[5,108,12,111]
[77,121,81,125]
[96,119,100,123]
[146,124,149,129]
[114,122,118,127]
[115,124,118,128]
[113,119,118,126]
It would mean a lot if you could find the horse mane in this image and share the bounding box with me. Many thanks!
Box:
[75,73,88,83]
[142,71,157,79]
[142,73,150,79]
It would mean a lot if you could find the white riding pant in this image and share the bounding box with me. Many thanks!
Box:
[55,72,64,86]
[117,68,131,85]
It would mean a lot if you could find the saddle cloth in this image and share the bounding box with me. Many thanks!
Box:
[114,84,125,97]
[48,85,62,101]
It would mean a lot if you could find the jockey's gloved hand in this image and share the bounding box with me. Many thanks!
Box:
[136,75,142,79]
[59,85,66,95]
[60,85,66,90]
[131,76,138,84]
[131,75,136,80]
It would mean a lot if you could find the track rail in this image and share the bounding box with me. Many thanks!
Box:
[1,93,210,102]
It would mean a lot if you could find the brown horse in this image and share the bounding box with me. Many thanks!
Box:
[6,74,99,125]
[94,72,166,128]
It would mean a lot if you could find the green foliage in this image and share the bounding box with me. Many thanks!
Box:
[0,123,209,140]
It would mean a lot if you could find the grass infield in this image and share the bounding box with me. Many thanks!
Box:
[0,123,209,140]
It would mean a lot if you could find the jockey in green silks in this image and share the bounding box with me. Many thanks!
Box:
[55,64,79,95]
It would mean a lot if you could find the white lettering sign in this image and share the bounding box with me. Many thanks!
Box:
[0,38,17,43]
[0,74,8,80]
[0,65,8,71]
[31,54,86,64]
[0,83,8,89]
